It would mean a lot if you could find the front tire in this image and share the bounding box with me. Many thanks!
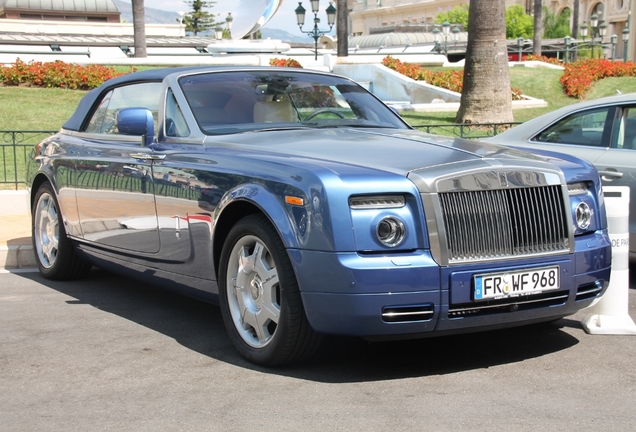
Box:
[218,214,322,366]
[32,182,91,280]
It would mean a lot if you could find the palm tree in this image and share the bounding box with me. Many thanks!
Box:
[337,0,348,57]
[132,0,147,58]
[456,0,513,124]
[533,0,542,55]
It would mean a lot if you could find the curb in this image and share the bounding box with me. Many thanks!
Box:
[0,244,36,270]
[0,190,33,270]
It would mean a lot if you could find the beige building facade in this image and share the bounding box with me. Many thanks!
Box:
[350,1,631,41]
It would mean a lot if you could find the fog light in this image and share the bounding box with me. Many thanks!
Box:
[575,201,592,230]
[376,217,406,247]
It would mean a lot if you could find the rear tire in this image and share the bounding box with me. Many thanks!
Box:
[32,182,91,280]
[218,214,322,366]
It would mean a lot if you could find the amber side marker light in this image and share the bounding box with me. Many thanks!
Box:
[285,196,304,206]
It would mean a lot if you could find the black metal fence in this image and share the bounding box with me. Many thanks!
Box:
[411,122,520,139]
[1,123,519,189]
[1,130,57,190]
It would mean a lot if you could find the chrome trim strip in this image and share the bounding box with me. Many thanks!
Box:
[382,310,434,318]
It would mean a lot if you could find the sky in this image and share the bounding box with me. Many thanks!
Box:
[142,0,307,36]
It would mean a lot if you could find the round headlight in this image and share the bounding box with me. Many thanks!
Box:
[575,201,592,230]
[376,217,406,247]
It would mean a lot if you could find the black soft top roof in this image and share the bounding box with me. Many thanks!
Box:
[61,66,282,131]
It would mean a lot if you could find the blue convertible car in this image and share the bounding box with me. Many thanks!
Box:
[27,67,611,365]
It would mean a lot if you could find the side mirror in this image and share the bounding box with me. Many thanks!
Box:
[116,108,154,146]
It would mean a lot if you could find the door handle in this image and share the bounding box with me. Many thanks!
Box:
[598,170,623,179]
[130,153,166,161]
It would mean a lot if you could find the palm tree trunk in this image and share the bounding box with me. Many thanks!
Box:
[132,0,147,58]
[532,0,542,55]
[337,0,348,57]
[455,0,513,124]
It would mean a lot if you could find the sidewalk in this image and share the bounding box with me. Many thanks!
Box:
[0,191,36,270]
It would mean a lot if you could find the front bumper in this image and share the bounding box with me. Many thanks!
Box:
[289,230,611,338]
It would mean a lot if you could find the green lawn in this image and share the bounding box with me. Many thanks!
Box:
[0,86,86,130]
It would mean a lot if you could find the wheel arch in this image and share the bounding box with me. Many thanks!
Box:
[30,173,55,211]
[212,186,299,279]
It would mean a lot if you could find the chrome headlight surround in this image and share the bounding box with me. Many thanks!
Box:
[348,194,418,251]
[575,201,592,231]
[376,216,406,248]
[568,181,595,235]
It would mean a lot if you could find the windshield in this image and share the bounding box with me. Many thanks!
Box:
[178,71,409,135]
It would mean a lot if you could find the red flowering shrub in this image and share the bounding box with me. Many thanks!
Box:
[269,58,303,68]
[382,56,524,100]
[0,59,133,90]
[561,58,636,98]
[523,54,564,65]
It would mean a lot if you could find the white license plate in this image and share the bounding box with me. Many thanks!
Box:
[474,266,560,301]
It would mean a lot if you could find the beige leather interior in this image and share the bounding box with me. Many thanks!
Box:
[253,95,297,123]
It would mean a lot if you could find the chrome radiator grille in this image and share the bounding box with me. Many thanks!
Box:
[439,185,569,263]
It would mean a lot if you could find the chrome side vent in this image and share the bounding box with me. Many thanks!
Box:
[382,304,434,323]
[439,185,569,264]
[576,281,604,301]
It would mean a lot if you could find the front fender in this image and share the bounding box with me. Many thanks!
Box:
[215,183,309,250]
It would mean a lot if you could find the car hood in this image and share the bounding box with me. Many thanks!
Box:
[202,128,551,176]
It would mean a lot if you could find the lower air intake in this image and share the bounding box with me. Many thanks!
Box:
[448,291,569,318]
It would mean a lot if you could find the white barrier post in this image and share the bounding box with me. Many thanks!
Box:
[581,186,636,334]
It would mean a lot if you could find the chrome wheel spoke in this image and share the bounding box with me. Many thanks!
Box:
[226,235,281,348]
[35,194,60,268]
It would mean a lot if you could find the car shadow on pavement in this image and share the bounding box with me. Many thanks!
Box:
[19,268,581,383]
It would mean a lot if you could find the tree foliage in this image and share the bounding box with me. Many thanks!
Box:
[435,4,535,38]
[506,5,534,38]
[543,7,571,39]
[435,4,469,28]
[184,0,217,36]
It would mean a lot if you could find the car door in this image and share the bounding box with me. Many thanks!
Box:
[591,105,636,248]
[74,82,162,254]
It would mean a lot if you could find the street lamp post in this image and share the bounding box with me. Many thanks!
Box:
[295,1,337,61]
[564,35,571,63]
[441,20,450,56]
[623,27,630,62]
[452,25,460,45]
[580,21,589,59]
[177,11,185,36]
[590,13,599,58]
[433,21,460,57]
[611,34,618,60]
[225,12,233,39]
[517,36,524,61]
[599,22,608,58]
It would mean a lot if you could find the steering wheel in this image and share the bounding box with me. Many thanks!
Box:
[304,108,346,120]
